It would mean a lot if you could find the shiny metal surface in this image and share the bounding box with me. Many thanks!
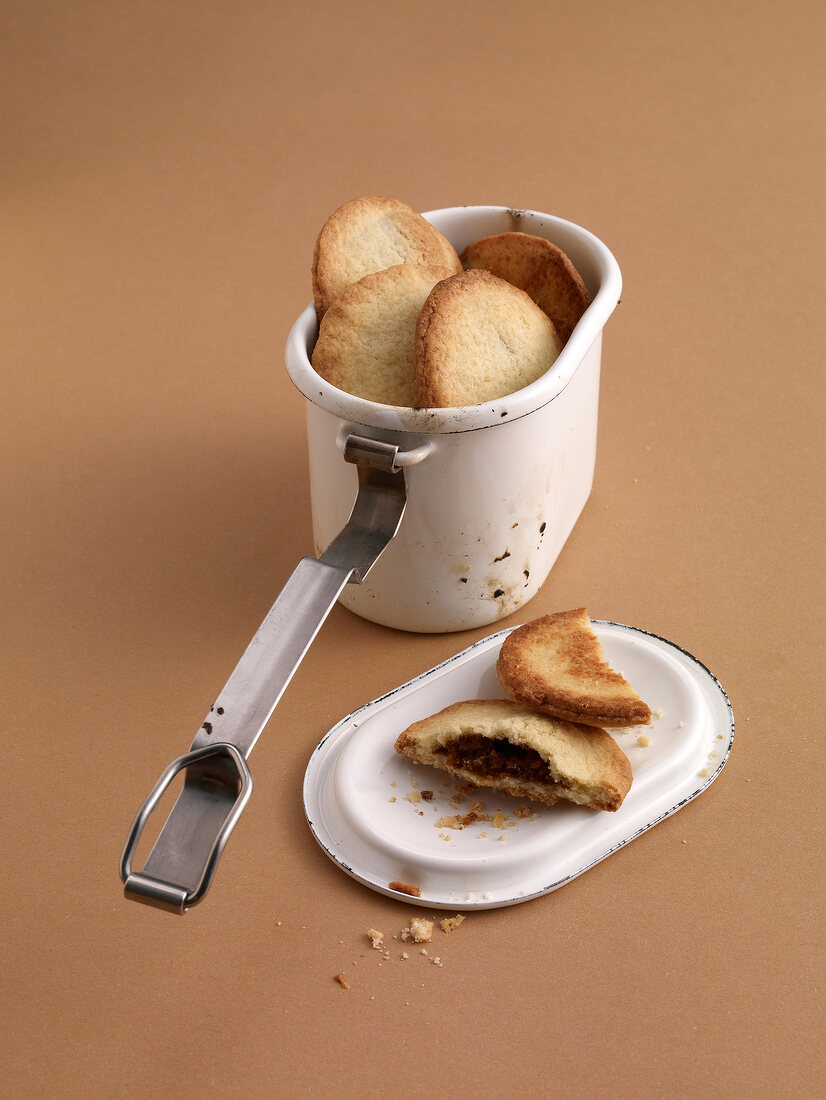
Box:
[121,435,409,911]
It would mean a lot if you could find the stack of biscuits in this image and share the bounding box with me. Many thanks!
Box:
[310,196,591,409]
[395,609,652,813]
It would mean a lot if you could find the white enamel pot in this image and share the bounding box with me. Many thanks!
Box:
[285,205,622,633]
[120,213,622,911]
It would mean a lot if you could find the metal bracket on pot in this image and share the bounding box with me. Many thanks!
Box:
[120,434,410,913]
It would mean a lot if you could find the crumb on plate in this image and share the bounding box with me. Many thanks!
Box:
[389,880,421,897]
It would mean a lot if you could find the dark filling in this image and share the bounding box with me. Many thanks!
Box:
[437,735,550,784]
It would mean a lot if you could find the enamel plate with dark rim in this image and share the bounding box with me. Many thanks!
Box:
[302,621,734,909]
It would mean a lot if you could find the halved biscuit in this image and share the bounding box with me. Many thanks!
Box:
[312,195,462,319]
[311,263,456,406]
[460,232,591,344]
[394,698,632,811]
[496,609,652,728]
[413,269,563,408]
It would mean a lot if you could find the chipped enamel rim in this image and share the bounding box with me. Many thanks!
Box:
[285,205,622,434]
[302,621,734,909]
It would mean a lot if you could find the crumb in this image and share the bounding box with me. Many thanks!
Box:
[405,790,422,804]
[391,780,397,787]
[435,809,491,829]
[389,880,420,897]
[400,952,409,960]
[699,768,709,777]
[478,831,488,838]
[513,805,532,818]
[493,811,506,829]
[679,721,685,728]
[653,707,665,719]
[401,917,433,943]
[432,956,443,967]
[637,735,651,747]
[421,790,433,801]
[440,915,465,934]
[389,796,397,803]
[334,973,349,989]
[367,928,384,950]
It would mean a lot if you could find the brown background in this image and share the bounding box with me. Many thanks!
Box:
[2,1,824,1098]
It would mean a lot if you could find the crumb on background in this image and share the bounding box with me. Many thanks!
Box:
[334,973,349,989]
[440,914,465,933]
[402,917,433,943]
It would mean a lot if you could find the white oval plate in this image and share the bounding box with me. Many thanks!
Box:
[303,622,734,909]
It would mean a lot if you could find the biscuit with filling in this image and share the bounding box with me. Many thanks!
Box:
[394,698,632,811]
[461,231,591,344]
[312,195,462,319]
[496,608,652,728]
[311,263,456,406]
[413,269,563,408]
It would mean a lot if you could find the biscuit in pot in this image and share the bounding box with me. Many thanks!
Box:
[460,231,591,344]
[413,269,563,408]
[311,263,456,407]
[312,195,462,319]
[496,608,652,728]
[394,698,633,812]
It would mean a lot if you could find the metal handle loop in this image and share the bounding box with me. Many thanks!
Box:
[120,743,253,913]
[335,424,433,469]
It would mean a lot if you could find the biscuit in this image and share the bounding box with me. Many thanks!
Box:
[394,698,632,811]
[413,269,563,408]
[496,609,652,728]
[460,232,591,344]
[312,195,462,319]
[311,263,456,406]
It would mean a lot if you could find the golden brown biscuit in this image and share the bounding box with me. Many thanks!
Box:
[311,263,456,406]
[395,698,633,812]
[413,269,563,408]
[496,609,652,728]
[312,195,462,319]
[460,231,591,344]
